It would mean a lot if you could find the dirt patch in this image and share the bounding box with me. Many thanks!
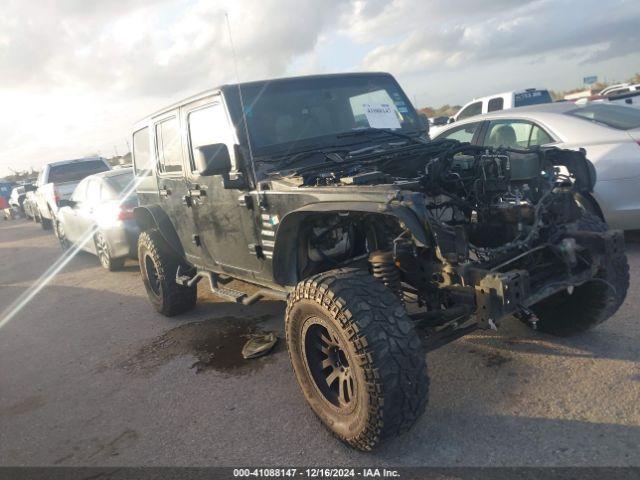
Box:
[119,315,282,376]
[0,395,46,417]
[468,348,512,368]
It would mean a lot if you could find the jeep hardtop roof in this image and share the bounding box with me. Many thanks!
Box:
[135,71,394,126]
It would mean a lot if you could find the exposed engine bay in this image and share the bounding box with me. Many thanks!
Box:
[279,140,597,262]
[272,140,623,346]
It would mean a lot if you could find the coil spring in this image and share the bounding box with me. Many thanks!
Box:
[369,250,402,298]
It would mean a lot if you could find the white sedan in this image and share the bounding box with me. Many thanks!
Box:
[433,103,640,230]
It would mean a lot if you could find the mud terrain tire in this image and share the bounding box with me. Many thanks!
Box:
[285,268,429,451]
[531,213,629,336]
[138,229,197,316]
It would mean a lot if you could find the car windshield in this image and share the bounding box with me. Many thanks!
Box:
[49,160,110,183]
[566,104,640,130]
[237,74,422,155]
[514,90,553,107]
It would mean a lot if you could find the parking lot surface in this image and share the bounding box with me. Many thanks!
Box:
[0,219,639,466]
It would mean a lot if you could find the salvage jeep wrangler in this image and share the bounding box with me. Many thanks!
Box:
[132,72,629,450]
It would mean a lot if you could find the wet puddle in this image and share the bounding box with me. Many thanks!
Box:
[119,316,283,376]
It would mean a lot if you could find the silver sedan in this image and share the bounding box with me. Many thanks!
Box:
[56,168,139,270]
[433,103,640,230]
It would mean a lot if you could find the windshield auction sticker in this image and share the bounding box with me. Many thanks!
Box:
[363,103,401,129]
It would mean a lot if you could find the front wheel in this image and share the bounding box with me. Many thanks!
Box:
[286,268,429,451]
[138,230,197,316]
[531,213,629,336]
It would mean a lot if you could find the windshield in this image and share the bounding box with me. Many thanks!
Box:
[48,160,110,183]
[106,172,134,193]
[566,104,640,130]
[514,90,553,107]
[105,171,138,203]
[238,74,421,155]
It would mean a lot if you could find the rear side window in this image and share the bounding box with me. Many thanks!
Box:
[48,160,109,184]
[133,127,151,176]
[514,90,552,107]
[187,102,230,171]
[155,117,183,174]
[487,97,504,112]
[457,102,482,120]
[439,122,479,143]
[529,125,554,146]
[566,104,640,130]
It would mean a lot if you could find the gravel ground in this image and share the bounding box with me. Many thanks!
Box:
[0,218,638,466]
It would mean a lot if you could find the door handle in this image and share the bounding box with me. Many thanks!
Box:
[159,186,171,197]
[188,188,206,198]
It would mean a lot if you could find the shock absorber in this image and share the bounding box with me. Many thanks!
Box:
[369,250,402,298]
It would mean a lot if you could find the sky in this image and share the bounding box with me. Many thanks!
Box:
[1,0,639,176]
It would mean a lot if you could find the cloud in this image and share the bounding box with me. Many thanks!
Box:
[0,0,639,175]
[351,0,640,74]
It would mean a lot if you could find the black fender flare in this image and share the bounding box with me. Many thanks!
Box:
[271,201,429,286]
[133,205,185,258]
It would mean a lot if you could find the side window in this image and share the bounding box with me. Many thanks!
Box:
[485,120,533,149]
[457,101,482,120]
[133,127,151,176]
[155,117,183,174]
[440,122,479,143]
[72,179,87,202]
[85,179,102,204]
[187,102,230,171]
[487,97,504,112]
[529,124,554,147]
[100,181,115,201]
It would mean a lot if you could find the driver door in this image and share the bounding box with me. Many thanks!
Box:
[180,94,263,278]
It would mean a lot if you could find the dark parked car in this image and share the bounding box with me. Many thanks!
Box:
[132,72,628,451]
[56,168,139,270]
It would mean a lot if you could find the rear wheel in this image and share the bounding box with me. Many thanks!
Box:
[531,213,629,336]
[286,268,429,451]
[138,230,197,316]
[40,213,52,230]
[94,231,125,271]
[55,220,71,251]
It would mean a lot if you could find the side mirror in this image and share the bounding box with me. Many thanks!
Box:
[448,117,455,124]
[194,143,232,176]
[58,199,76,208]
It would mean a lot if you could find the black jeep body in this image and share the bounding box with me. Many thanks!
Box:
[132,72,628,450]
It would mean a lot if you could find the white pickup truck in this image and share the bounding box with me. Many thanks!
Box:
[34,157,111,230]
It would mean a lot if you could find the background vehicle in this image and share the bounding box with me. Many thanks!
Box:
[0,181,14,203]
[600,83,640,97]
[34,157,111,230]
[455,88,552,121]
[132,72,627,451]
[430,88,553,137]
[9,184,36,216]
[23,189,39,221]
[433,102,640,230]
[56,168,139,270]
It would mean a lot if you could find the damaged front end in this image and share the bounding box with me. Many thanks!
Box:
[383,144,626,347]
[277,140,627,348]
